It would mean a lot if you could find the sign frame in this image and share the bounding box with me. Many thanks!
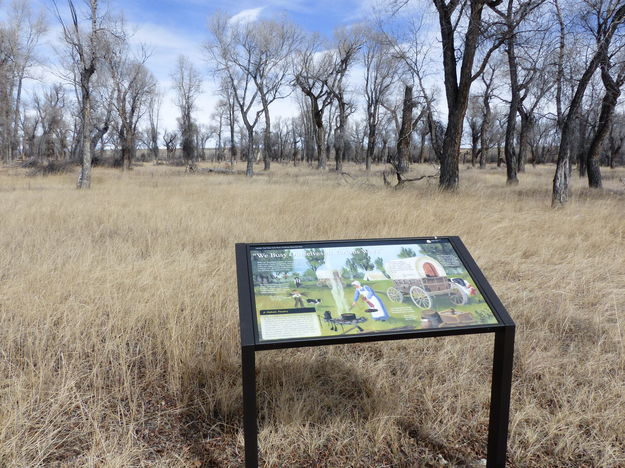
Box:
[236,236,515,468]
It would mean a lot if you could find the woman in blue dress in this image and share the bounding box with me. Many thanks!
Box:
[350,281,389,321]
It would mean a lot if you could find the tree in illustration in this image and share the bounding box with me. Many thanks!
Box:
[305,248,325,272]
[345,248,374,278]
[398,247,416,258]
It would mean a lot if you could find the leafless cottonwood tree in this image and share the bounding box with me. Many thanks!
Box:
[162,130,177,161]
[381,15,438,177]
[108,37,156,170]
[392,0,520,189]
[86,73,114,164]
[293,34,341,170]
[33,84,68,160]
[206,15,263,176]
[206,14,299,174]
[171,55,202,166]
[0,18,12,162]
[513,33,554,173]
[145,89,162,162]
[245,18,300,170]
[209,99,226,162]
[493,0,546,184]
[327,27,362,172]
[478,63,498,168]
[552,0,625,205]
[216,78,238,165]
[0,0,46,163]
[467,94,482,166]
[54,0,105,189]
[53,0,102,189]
[362,27,398,171]
[583,48,625,188]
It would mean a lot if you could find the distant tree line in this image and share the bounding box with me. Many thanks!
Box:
[1,0,624,205]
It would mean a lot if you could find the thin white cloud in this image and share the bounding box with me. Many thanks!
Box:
[130,22,201,55]
[228,7,264,25]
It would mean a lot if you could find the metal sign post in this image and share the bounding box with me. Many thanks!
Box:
[236,237,515,468]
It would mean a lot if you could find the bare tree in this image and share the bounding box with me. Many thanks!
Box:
[216,78,238,166]
[494,0,547,184]
[109,38,156,170]
[210,98,227,162]
[162,130,177,161]
[171,55,202,167]
[584,47,625,188]
[146,89,162,162]
[0,0,46,163]
[386,0,509,188]
[478,63,498,168]
[552,0,625,205]
[428,0,508,190]
[395,83,415,176]
[294,34,339,170]
[54,0,104,189]
[207,14,299,174]
[328,27,362,172]
[467,94,482,167]
[33,84,67,160]
[362,27,398,171]
[196,123,212,161]
[607,113,625,168]
[207,14,263,176]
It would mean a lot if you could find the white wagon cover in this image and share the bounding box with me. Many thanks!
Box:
[384,256,447,280]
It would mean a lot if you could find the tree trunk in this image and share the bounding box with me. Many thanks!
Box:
[365,115,376,171]
[434,0,487,190]
[470,125,479,167]
[417,131,426,164]
[394,84,413,176]
[77,84,92,189]
[517,113,532,173]
[11,71,24,160]
[479,91,491,169]
[309,98,326,170]
[585,69,621,188]
[263,107,271,171]
[245,126,254,177]
[229,112,237,165]
[314,124,326,170]
[552,4,625,205]
[76,1,98,189]
[439,126,460,189]
[334,100,347,172]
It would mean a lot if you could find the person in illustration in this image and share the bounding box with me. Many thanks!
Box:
[291,290,305,308]
[294,276,301,288]
[350,281,389,321]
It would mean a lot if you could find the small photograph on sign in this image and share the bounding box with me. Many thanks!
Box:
[249,240,498,342]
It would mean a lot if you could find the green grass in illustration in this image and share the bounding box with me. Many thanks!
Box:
[254,275,497,338]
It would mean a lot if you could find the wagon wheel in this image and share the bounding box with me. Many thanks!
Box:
[386,286,404,303]
[449,283,468,305]
[409,286,432,309]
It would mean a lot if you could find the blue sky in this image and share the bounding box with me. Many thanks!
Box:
[22,0,390,130]
[11,0,445,134]
[110,0,377,37]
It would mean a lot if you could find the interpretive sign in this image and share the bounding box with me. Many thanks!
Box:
[236,237,515,468]
[248,238,499,343]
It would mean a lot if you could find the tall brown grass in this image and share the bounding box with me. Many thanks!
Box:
[0,162,623,467]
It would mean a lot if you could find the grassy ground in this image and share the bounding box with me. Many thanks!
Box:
[0,161,624,467]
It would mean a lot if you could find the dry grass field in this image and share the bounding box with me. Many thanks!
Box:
[0,162,624,467]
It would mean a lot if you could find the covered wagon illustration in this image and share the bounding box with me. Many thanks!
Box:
[383,256,475,309]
